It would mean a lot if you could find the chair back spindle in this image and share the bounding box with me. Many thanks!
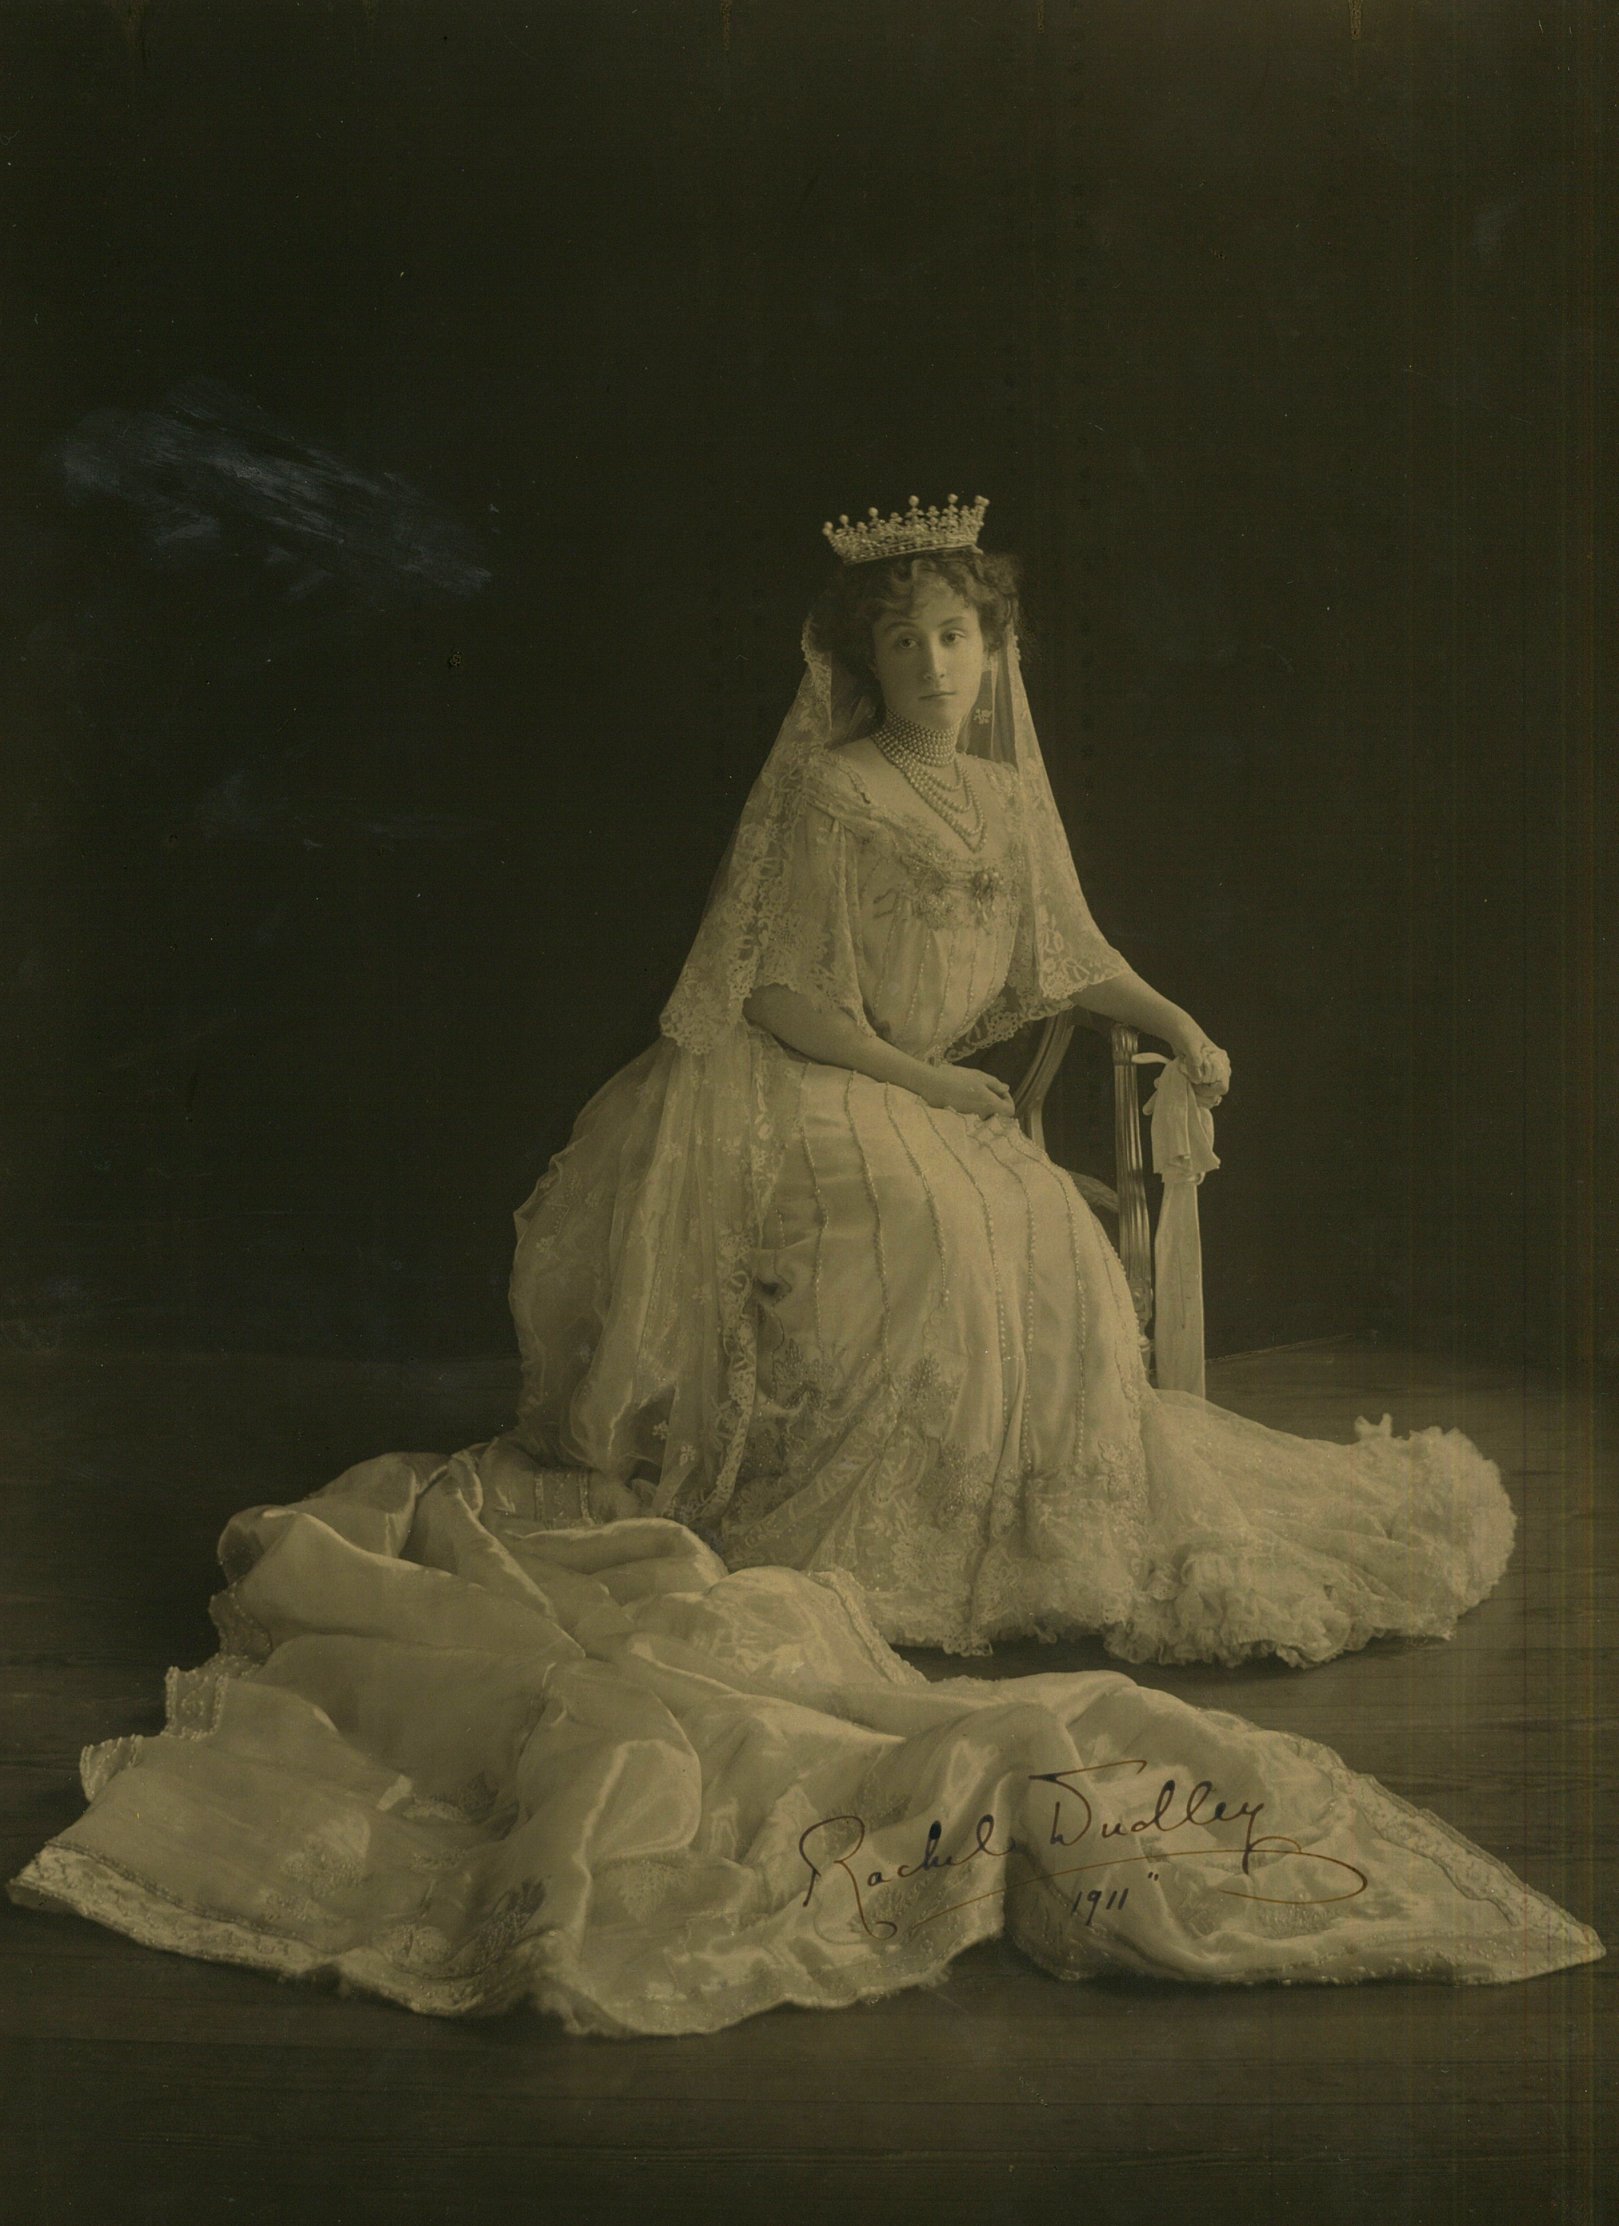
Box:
[1013,1011,1162,1365]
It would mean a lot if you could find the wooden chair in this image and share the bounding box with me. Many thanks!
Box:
[1012,1011,1156,1347]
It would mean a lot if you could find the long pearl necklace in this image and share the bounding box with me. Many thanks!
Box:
[871,713,985,852]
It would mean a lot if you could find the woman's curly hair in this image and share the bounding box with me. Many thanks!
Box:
[806,547,1023,690]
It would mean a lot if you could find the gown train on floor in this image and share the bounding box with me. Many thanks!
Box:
[9,1437,1600,2034]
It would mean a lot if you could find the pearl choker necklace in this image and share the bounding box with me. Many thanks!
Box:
[868,712,960,766]
[870,713,986,852]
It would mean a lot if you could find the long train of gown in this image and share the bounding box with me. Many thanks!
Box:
[511,747,1516,1662]
[8,1439,1600,2032]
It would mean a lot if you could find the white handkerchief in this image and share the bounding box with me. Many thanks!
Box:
[1137,1058,1220,1396]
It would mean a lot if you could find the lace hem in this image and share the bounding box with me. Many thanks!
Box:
[7,1837,1009,2038]
[11,1727,1598,2031]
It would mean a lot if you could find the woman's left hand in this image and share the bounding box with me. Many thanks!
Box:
[1175,1028,1231,1105]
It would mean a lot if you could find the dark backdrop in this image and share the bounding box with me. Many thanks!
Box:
[0,0,1607,1371]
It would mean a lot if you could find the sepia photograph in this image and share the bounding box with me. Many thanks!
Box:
[0,3,1610,2220]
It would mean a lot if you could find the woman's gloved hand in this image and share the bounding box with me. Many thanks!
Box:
[1173,1029,1232,1106]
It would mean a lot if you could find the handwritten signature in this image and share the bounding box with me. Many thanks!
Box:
[797,1759,1370,1942]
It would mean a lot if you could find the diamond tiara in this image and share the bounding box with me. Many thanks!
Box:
[822,492,989,567]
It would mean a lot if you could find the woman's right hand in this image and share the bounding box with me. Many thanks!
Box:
[920,1063,1019,1124]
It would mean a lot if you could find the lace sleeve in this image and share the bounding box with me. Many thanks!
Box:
[947,763,1127,1060]
[747,784,871,1030]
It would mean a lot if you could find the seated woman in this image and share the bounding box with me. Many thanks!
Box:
[509,495,1513,1664]
[10,496,1597,2028]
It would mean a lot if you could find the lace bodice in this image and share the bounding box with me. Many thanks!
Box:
[755,749,1025,1063]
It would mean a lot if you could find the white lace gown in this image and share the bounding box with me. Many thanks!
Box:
[9,1444,1600,2030]
[511,747,1515,1663]
[15,740,1594,2027]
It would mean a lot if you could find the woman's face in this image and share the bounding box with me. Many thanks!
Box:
[871,582,986,734]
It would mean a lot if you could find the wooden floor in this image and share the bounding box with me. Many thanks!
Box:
[0,1340,1611,2226]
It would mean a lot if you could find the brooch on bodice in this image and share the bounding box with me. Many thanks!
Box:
[890,855,1007,930]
